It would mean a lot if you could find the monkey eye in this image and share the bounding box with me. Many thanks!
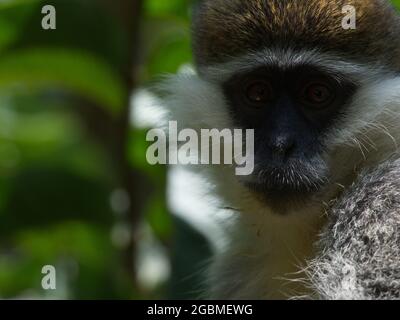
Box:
[244,80,273,106]
[300,81,335,108]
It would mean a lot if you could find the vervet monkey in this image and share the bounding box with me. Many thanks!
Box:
[160,0,400,299]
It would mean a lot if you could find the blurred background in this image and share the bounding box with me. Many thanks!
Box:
[0,0,399,300]
[0,0,216,300]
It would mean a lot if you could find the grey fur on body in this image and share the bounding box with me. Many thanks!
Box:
[310,156,400,300]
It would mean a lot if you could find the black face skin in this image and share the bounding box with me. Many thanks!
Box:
[223,65,357,207]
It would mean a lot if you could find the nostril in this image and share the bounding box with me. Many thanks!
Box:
[270,136,295,158]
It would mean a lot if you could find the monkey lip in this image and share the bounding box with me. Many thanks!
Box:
[243,161,329,198]
[245,178,324,196]
[243,172,327,212]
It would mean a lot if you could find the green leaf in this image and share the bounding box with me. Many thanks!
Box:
[0,16,19,50]
[0,0,40,51]
[0,48,126,114]
[0,222,124,299]
[0,0,40,10]
[0,166,113,236]
[392,0,400,11]
[145,0,191,18]
[145,193,173,242]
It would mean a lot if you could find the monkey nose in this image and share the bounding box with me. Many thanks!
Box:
[269,136,295,160]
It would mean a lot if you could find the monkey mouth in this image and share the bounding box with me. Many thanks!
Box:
[243,159,329,203]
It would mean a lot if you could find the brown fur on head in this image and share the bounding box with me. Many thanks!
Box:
[192,0,400,70]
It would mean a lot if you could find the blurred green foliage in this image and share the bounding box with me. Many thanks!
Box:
[0,0,398,300]
[0,0,209,300]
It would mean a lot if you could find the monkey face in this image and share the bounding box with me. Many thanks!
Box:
[158,0,400,211]
[223,65,357,200]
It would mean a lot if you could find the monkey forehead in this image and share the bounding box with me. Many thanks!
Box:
[192,0,400,71]
[199,48,393,84]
